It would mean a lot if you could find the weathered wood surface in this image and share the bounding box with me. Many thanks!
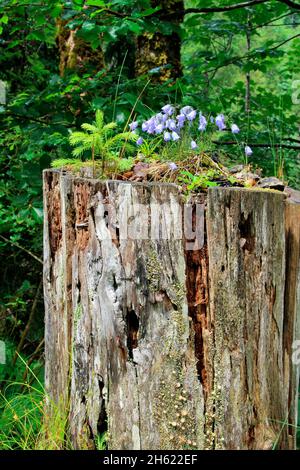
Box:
[43,170,300,450]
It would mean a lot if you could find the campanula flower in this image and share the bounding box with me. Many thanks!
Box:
[129,121,138,131]
[191,140,198,150]
[198,114,207,131]
[156,112,163,120]
[142,121,149,132]
[162,104,175,116]
[169,162,178,171]
[245,146,253,156]
[187,110,197,121]
[166,119,177,131]
[147,119,157,134]
[155,123,164,134]
[180,106,194,116]
[231,124,240,134]
[171,131,180,141]
[216,114,226,131]
[176,114,186,124]
[136,137,143,146]
[164,131,171,142]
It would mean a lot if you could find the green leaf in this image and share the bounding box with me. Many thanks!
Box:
[132,7,161,18]
[86,0,106,5]
[125,20,144,35]
[0,15,8,24]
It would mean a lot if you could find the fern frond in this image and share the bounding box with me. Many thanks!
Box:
[102,122,117,133]
[72,146,89,158]
[69,132,92,146]
[119,131,138,142]
[104,132,137,149]
[95,110,104,129]
[81,123,99,133]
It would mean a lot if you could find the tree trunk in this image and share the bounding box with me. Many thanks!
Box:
[56,19,104,76]
[135,1,184,82]
[43,170,300,450]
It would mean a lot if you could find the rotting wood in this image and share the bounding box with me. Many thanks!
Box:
[44,171,299,450]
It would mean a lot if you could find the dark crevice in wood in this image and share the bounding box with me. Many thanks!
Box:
[239,212,255,253]
[283,204,300,444]
[77,279,81,305]
[97,379,108,443]
[126,309,140,360]
[46,173,62,261]
[184,198,209,392]
[74,182,91,250]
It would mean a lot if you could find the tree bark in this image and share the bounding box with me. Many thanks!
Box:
[135,1,184,82]
[43,170,300,450]
[56,19,104,76]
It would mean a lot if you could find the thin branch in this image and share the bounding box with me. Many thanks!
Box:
[250,12,294,30]
[3,0,300,21]
[206,33,300,74]
[282,137,300,143]
[0,234,43,264]
[277,0,300,8]
[213,140,300,150]
[160,0,300,19]
[269,32,300,51]
[163,1,268,18]
[4,111,77,128]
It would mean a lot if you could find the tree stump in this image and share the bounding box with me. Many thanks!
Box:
[43,170,300,450]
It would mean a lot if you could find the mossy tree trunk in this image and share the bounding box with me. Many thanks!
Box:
[135,0,184,82]
[43,170,300,450]
[56,19,104,76]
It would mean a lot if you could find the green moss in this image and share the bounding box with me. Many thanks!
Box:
[73,303,82,330]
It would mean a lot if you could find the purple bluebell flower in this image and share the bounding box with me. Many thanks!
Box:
[169,162,178,171]
[215,114,226,131]
[171,131,180,142]
[129,121,138,131]
[147,118,157,134]
[187,110,197,121]
[136,137,143,146]
[180,106,194,116]
[198,114,207,131]
[166,119,177,131]
[162,104,175,116]
[231,124,240,134]
[245,146,253,157]
[191,140,198,150]
[142,121,149,132]
[176,114,186,124]
[155,113,164,123]
[155,123,164,134]
[164,131,171,142]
